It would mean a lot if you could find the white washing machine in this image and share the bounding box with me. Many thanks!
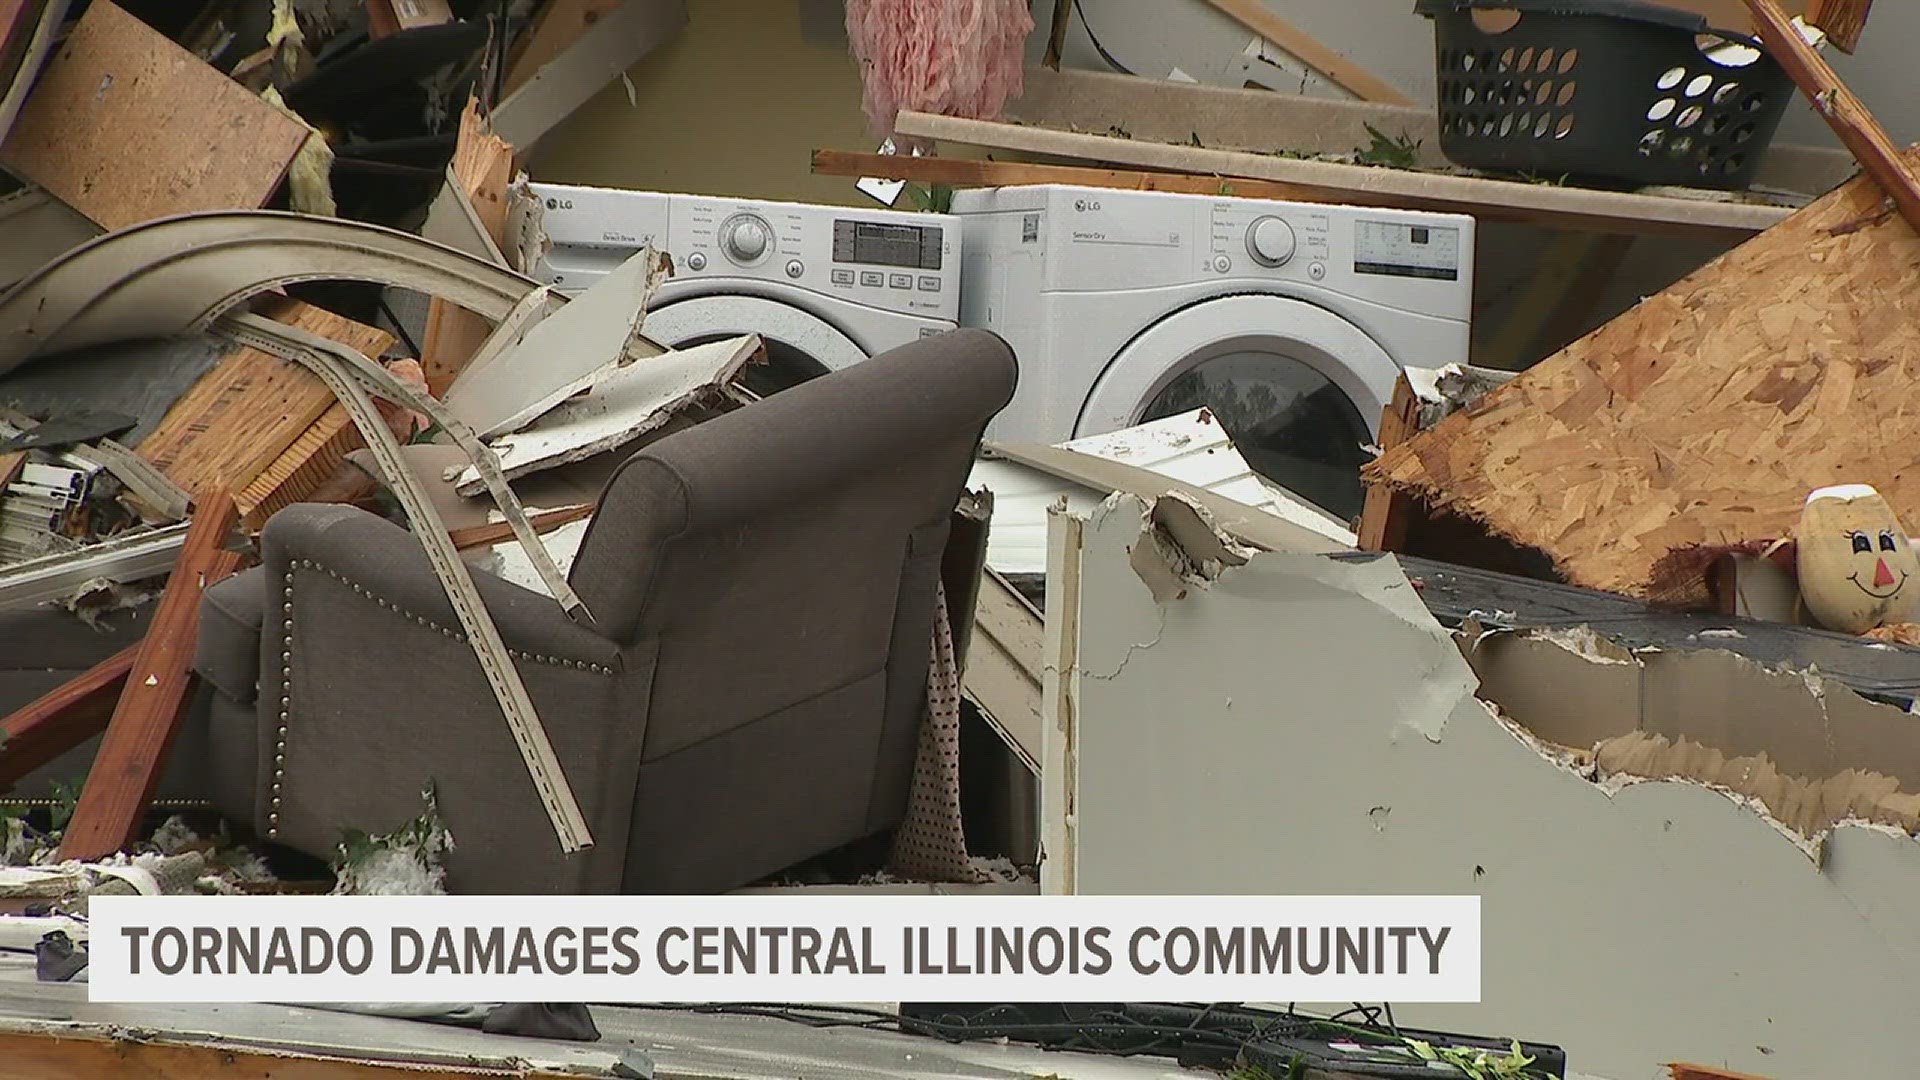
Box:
[528,184,961,396]
[951,185,1474,521]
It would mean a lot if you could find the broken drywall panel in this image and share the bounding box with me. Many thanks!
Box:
[1045,492,1920,1080]
[419,165,509,266]
[442,245,672,440]
[963,569,1045,774]
[452,335,759,495]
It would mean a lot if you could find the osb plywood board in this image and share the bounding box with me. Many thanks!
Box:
[1364,147,1920,598]
[0,1,308,230]
[139,300,392,497]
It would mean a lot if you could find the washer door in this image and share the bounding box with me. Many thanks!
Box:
[643,293,869,398]
[1076,295,1400,522]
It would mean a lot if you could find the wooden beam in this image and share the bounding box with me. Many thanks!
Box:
[0,0,309,231]
[138,299,394,498]
[59,491,242,861]
[420,98,515,396]
[1201,0,1413,105]
[1668,1065,1776,1080]
[1744,0,1920,234]
[449,503,595,551]
[1042,0,1073,71]
[1808,0,1872,53]
[0,1029,588,1079]
[505,0,624,96]
[1356,375,1418,553]
[0,644,137,787]
[812,148,1318,200]
[893,110,1797,240]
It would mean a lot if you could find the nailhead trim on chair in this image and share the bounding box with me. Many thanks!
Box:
[268,558,615,840]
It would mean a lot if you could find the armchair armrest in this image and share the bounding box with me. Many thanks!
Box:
[254,504,645,894]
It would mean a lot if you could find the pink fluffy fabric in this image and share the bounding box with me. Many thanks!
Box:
[845,0,1035,143]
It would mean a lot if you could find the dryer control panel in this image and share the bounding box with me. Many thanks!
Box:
[526,183,961,322]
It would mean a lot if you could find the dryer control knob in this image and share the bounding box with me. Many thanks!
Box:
[1246,217,1297,267]
[721,215,772,263]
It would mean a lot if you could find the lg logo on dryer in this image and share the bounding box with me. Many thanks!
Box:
[1074,199,1102,212]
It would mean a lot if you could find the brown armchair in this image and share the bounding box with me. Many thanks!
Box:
[188,328,1018,894]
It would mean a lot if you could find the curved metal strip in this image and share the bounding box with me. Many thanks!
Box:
[0,210,547,375]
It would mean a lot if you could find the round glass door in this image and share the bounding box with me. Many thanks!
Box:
[641,294,869,398]
[1075,295,1399,525]
[1140,350,1373,522]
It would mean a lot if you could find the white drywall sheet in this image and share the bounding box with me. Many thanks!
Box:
[1044,493,1920,1080]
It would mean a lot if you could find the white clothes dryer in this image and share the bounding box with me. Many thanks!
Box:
[951,185,1474,521]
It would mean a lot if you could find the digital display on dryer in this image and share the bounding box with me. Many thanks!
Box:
[832,220,943,270]
[1353,219,1460,281]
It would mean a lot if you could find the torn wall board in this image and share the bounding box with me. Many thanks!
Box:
[964,569,1044,773]
[972,409,1352,576]
[1364,147,1920,599]
[452,335,760,495]
[1043,493,1920,1080]
[0,185,99,292]
[443,246,672,440]
[0,1,310,232]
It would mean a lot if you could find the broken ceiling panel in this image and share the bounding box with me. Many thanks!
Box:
[452,335,760,495]
[1364,148,1920,598]
[1045,492,1920,1079]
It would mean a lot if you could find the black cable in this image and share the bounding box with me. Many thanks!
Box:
[1072,0,1136,77]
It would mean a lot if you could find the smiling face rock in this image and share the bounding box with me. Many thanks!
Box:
[1796,484,1919,633]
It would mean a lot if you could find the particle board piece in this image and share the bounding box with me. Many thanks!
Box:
[420,98,515,395]
[0,1,309,231]
[1363,147,1920,598]
[1744,0,1920,235]
[1356,375,1418,554]
[0,643,136,786]
[893,111,1795,240]
[1200,0,1412,105]
[138,299,394,497]
[58,491,241,861]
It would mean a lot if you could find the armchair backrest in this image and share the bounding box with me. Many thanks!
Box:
[566,328,1018,892]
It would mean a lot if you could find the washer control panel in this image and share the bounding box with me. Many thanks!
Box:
[526,183,960,320]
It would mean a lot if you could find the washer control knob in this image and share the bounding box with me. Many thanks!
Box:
[721,215,772,263]
[786,259,804,279]
[1246,216,1297,267]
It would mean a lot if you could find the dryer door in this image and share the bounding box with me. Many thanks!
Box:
[643,294,869,398]
[1075,295,1400,522]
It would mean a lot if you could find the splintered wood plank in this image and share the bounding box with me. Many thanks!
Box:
[59,491,241,861]
[138,299,393,498]
[449,503,595,551]
[1363,146,1920,598]
[421,97,514,395]
[0,643,136,786]
[0,1030,591,1079]
[1744,0,1920,234]
[0,1,309,231]
[1356,375,1418,553]
[235,404,360,529]
[1808,0,1873,52]
[812,149,1318,201]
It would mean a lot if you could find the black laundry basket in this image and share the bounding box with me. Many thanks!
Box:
[1414,0,1796,189]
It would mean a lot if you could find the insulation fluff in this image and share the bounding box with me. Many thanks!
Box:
[844,0,1035,143]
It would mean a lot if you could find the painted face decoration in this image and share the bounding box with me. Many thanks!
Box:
[1795,484,1919,634]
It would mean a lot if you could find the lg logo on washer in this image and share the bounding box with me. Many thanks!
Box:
[1073,199,1102,212]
